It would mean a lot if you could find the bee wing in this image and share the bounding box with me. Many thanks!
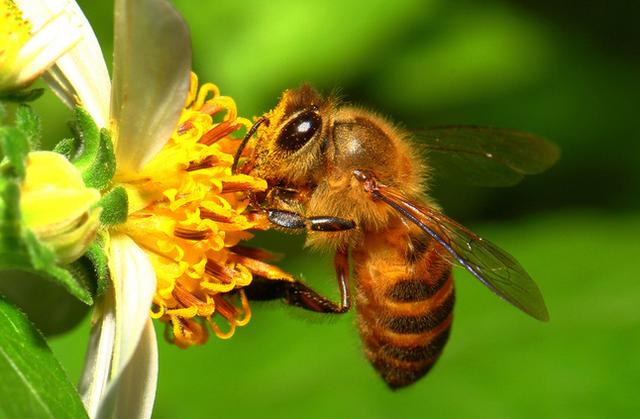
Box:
[414,126,560,187]
[373,184,549,321]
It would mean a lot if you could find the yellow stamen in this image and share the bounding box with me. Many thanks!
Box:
[0,0,32,89]
[117,73,292,347]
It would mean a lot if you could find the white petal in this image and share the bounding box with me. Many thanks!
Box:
[96,320,158,419]
[16,0,111,127]
[108,233,157,377]
[111,0,192,173]
[79,233,157,418]
[9,2,82,88]
[78,289,116,418]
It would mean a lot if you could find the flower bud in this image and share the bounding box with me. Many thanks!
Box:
[20,151,101,264]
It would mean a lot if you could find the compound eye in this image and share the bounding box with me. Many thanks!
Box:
[277,110,322,152]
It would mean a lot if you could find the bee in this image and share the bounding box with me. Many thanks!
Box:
[233,85,559,389]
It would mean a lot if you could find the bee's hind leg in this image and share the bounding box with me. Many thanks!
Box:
[245,249,351,314]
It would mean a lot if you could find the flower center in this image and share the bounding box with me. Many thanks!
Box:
[117,74,291,347]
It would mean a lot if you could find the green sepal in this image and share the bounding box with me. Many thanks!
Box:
[0,88,44,103]
[53,137,79,161]
[0,296,89,418]
[75,234,110,298]
[55,109,116,190]
[15,104,42,150]
[83,128,116,190]
[96,185,128,226]
[0,102,6,123]
[0,126,29,179]
[67,106,100,172]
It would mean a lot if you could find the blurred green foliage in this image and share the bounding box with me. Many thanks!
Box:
[45,0,639,418]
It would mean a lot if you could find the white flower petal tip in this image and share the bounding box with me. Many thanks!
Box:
[79,234,157,418]
[111,0,192,173]
[96,320,158,419]
[78,289,116,419]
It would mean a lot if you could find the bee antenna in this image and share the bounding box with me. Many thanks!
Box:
[232,116,269,174]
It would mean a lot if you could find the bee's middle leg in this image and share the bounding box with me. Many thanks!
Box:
[245,249,351,314]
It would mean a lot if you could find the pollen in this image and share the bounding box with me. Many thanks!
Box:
[117,73,292,347]
[0,0,32,81]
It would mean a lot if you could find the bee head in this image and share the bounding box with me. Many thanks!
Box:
[242,85,336,186]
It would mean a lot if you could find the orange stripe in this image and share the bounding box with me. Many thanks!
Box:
[359,311,453,348]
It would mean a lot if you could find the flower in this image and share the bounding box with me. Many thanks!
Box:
[1,0,83,94]
[119,73,292,347]
[14,0,290,418]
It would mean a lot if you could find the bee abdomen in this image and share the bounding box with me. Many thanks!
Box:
[369,323,452,389]
[356,270,454,389]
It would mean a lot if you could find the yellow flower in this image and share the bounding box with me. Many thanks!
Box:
[117,74,291,347]
[1,0,83,93]
[14,0,290,417]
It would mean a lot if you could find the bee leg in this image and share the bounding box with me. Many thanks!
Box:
[245,249,352,313]
[267,209,356,232]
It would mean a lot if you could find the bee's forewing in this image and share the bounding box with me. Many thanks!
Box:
[371,184,549,321]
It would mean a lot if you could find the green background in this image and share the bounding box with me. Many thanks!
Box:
[36,0,640,417]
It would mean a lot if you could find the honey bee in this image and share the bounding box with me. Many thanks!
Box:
[234,85,559,389]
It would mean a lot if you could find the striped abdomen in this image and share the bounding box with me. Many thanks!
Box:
[353,224,454,389]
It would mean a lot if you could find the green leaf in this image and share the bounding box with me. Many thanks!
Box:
[15,104,42,150]
[83,129,116,190]
[0,270,90,336]
[96,186,128,226]
[22,231,93,305]
[0,297,88,419]
[0,126,29,179]
[68,107,100,172]
[0,88,45,103]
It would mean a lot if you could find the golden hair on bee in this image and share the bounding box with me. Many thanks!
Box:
[247,84,429,250]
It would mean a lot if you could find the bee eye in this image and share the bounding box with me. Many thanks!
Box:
[277,110,322,151]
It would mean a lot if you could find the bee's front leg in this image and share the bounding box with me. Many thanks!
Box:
[256,186,355,231]
[245,249,352,314]
[266,209,356,232]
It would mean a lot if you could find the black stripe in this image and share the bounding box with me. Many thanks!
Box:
[385,292,455,334]
[385,269,450,303]
[373,358,436,390]
[380,326,451,362]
